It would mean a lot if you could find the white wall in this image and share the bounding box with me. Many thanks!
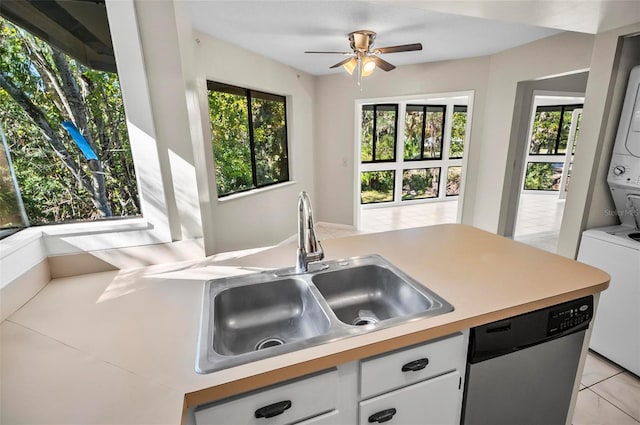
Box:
[314,56,492,227]
[559,25,640,257]
[193,33,317,253]
[473,31,593,233]
[498,72,589,238]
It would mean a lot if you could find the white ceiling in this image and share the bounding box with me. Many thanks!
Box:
[186,1,640,76]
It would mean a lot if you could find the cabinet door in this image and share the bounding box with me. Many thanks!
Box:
[359,371,461,425]
[195,369,338,425]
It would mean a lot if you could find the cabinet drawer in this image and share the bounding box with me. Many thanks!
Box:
[359,371,461,425]
[294,410,340,425]
[360,333,464,399]
[195,369,339,425]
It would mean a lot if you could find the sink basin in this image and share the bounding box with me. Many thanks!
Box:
[196,255,453,374]
[212,278,330,356]
[312,264,437,326]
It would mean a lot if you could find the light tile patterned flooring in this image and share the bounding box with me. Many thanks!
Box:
[315,194,640,424]
[575,351,640,424]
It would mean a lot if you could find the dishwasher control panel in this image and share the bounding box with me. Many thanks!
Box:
[547,296,593,336]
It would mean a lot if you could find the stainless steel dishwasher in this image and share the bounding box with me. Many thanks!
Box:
[462,295,593,425]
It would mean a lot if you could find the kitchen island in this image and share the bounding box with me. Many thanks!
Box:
[0,224,609,424]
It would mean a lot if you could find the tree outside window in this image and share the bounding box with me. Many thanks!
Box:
[0,15,139,235]
[207,82,289,197]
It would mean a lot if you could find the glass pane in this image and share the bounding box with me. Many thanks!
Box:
[404,105,423,160]
[573,112,582,154]
[450,106,466,159]
[446,166,462,196]
[209,90,253,196]
[361,106,374,162]
[524,162,563,191]
[423,106,444,159]
[557,109,573,154]
[0,129,26,231]
[401,168,440,201]
[0,15,139,225]
[251,94,288,187]
[530,108,560,155]
[375,105,396,161]
[361,170,395,204]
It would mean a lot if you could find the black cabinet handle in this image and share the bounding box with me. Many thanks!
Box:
[401,358,429,372]
[254,400,292,419]
[368,408,397,423]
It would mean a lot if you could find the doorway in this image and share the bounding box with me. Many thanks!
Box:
[513,95,584,251]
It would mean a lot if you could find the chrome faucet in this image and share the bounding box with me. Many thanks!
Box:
[296,191,324,273]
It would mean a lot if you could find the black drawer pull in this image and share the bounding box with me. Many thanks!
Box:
[402,358,429,372]
[254,400,292,419]
[368,408,397,423]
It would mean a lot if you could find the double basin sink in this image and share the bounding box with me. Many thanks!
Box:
[196,255,453,374]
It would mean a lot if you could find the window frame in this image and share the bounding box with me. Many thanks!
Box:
[529,104,583,156]
[361,103,399,164]
[448,105,467,160]
[403,104,446,162]
[207,81,290,198]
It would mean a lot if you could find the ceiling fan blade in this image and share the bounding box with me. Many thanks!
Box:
[374,43,423,54]
[330,57,356,69]
[304,51,352,54]
[371,56,396,72]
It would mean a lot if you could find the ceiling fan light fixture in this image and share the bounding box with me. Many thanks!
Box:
[361,56,376,76]
[343,57,358,75]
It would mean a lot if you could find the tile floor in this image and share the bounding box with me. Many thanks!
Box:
[357,193,564,252]
[575,350,640,424]
[313,222,640,425]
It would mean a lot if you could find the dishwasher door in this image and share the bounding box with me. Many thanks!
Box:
[462,296,592,425]
[463,329,585,425]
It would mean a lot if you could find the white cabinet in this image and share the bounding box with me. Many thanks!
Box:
[192,333,467,425]
[194,369,340,425]
[359,371,461,425]
[361,333,464,399]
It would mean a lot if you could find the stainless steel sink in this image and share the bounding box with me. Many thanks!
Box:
[312,264,438,326]
[212,278,330,356]
[196,255,453,374]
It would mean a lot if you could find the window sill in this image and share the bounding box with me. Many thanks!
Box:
[0,216,171,285]
[217,181,296,204]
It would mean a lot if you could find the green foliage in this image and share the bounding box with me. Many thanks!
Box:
[0,16,139,226]
[0,145,22,227]
[449,110,466,158]
[446,166,461,196]
[208,88,289,197]
[361,106,396,162]
[402,168,439,200]
[530,111,560,154]
[404,109,422,160]
[524,162,563,191]
[361,170,394,203]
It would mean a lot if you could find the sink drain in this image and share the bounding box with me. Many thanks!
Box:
[353,309,380,326]
[629,233,640,242]
[353,317,377,326]
[255,337,285,351]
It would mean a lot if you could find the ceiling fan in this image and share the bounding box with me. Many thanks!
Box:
[305,30,422,78]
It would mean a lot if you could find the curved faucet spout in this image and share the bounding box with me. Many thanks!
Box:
[296,191,324,273]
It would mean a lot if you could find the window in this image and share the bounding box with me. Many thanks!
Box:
[361,170,395,204]
[449,106,467,159]
[359,99,468,206]
[404,105,445,161]
[529,104,582,155]
[402,168,440,200]
[207,81,289,197]
[361,104,398,163]
[524,103,582,192]
[0,13,139,238]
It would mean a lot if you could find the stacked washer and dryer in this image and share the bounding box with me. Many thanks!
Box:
[577,66,640,376]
